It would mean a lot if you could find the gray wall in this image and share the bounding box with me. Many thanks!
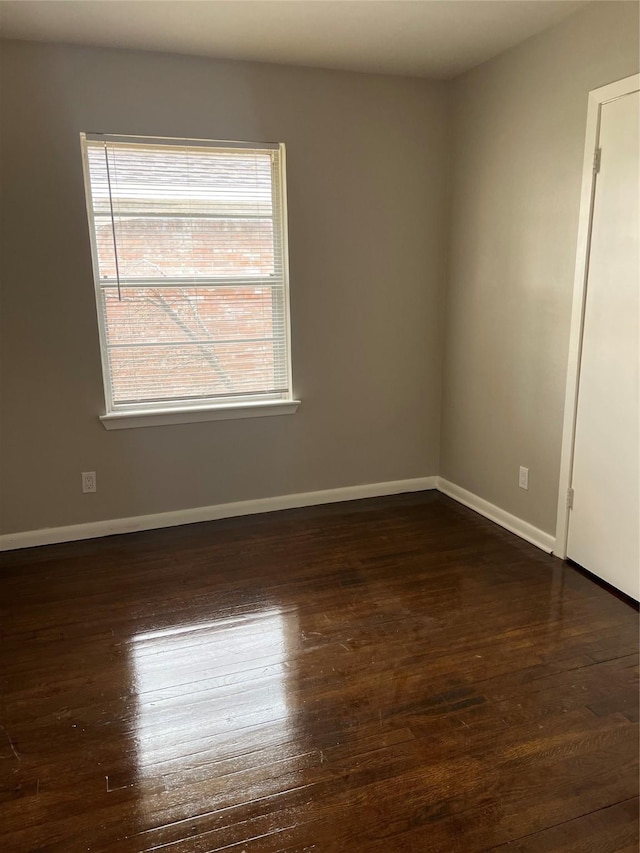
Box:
[0,40,448,534]
[2,1,638,540]
[440,1,640,534]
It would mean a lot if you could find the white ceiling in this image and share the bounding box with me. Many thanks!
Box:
[0,0,589,79]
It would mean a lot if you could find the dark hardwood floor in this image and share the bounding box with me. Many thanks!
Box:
[0,492,638,852]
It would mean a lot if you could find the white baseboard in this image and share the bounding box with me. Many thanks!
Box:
[0,476,438,552]
[436,478,556,554]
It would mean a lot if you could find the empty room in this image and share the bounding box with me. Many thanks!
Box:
[0,0,638,850]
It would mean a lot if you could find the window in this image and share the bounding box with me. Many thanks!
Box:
[81,134,298,429]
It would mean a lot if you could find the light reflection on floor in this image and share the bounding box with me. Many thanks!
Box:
[129,606,295,812]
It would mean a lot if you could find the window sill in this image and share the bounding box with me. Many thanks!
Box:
[100,400,301,430]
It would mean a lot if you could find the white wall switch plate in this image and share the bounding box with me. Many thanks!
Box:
[519,466,529,490]
[82,471,97,493]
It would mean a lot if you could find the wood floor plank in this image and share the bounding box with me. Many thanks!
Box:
[1,492,637,851]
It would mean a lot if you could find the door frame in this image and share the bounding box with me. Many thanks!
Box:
[555,73,640,559]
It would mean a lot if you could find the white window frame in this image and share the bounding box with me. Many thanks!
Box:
[80,133,299,430]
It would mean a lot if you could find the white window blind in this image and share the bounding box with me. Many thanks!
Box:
[81,134,292,416]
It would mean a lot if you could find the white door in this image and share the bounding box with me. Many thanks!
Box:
[567,88,639,601]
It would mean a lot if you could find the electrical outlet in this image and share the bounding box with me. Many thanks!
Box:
[82,471,97,493]
[519,466,529,490]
